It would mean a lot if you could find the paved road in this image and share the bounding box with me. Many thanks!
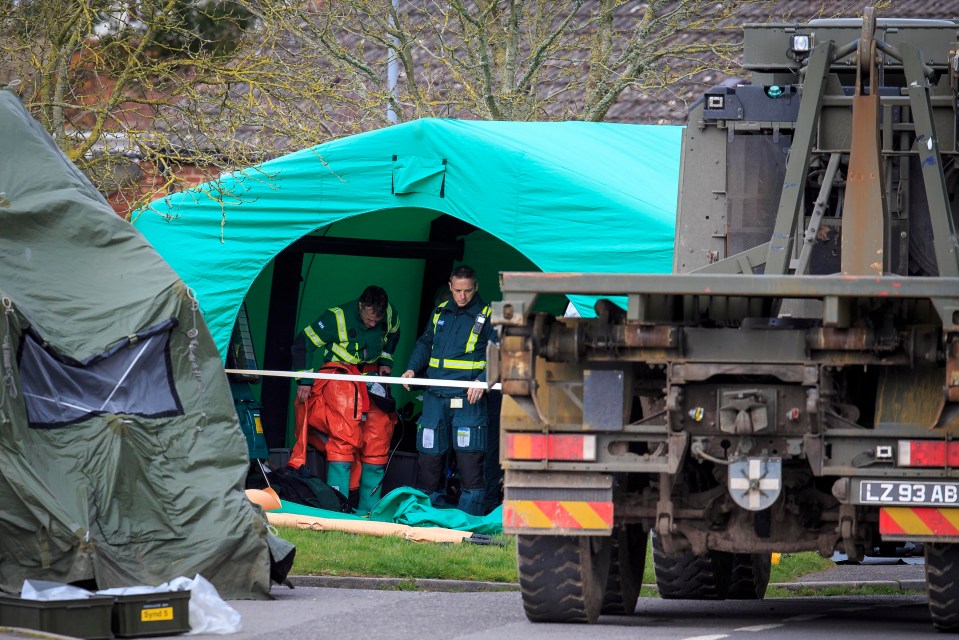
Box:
[184,587,935,640]
[195,562,934,640]
[0,561,932,640]
[792,554,925,589]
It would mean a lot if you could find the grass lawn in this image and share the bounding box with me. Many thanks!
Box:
[277,526,838,588]
[280,527,517,583]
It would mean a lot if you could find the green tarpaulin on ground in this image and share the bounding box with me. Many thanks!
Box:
[275,487,502,536]
[0,89,270,599]
[134,118,682,360]
[371,488,502,536]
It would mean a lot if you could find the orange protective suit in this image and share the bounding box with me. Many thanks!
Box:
[289,362,396,491]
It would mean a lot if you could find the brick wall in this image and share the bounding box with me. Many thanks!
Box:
[106,161,221,219]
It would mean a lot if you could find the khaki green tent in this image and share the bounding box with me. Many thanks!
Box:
[0,89,271,599]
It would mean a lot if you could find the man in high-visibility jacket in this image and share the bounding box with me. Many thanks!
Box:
[290,285,400,514]
[401,266,494,515]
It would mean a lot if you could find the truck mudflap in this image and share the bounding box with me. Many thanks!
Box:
[502,471,613,536]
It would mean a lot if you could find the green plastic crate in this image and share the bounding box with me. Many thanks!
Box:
[111,590,190,638]
[0,593,114,639]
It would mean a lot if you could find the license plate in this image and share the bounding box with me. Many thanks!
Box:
[859,480,959,506]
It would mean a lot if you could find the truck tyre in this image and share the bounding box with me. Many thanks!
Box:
[601,524,648,615]
[517,534,611,623]
[926,543,959,631]
[652,533,730,599]
[725,553,770,599]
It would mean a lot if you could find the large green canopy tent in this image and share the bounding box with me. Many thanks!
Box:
[135,118,681,450]
[135,118,683,362]
[0,90,271,598]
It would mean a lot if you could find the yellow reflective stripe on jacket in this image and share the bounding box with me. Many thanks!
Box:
[428,357,487,370]
[380,351,394,362]
[431,300,449,331]
[330,307,349,343]
[330,342,360,364]
[386,305,399,333]
[304,325,325,348]
[465,305,491,354]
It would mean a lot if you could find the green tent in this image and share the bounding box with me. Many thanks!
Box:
[135,118,682,362]
[0,90,271,598]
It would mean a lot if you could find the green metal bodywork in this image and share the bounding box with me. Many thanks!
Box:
[493,14,959,565]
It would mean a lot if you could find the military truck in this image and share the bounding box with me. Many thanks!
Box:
[489,9,959,631]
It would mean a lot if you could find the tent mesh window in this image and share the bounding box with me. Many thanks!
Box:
[18,318,184,428]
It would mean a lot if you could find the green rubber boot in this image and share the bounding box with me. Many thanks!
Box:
[326,462,352,496]
[356,464,386,516]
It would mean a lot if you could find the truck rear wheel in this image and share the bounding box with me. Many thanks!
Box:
[652,533,730,599]
[601,524,648,615]
[726,553,771,599]
[517,534,611,623]
[926,543,959,631]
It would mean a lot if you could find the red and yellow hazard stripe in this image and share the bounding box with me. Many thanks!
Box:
[503,499,613,530]
[880,507,959,536]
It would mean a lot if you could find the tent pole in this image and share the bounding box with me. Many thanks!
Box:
[260,249,303,450]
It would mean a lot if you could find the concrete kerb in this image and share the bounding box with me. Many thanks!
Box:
[288,575,927,594]
[289,575,520,592]
[774,579,926,592]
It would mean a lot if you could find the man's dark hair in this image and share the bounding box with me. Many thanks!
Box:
[450,265,477,282]
[359,285,388,316]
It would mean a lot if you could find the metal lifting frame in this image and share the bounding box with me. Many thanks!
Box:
[696,9,959,278]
